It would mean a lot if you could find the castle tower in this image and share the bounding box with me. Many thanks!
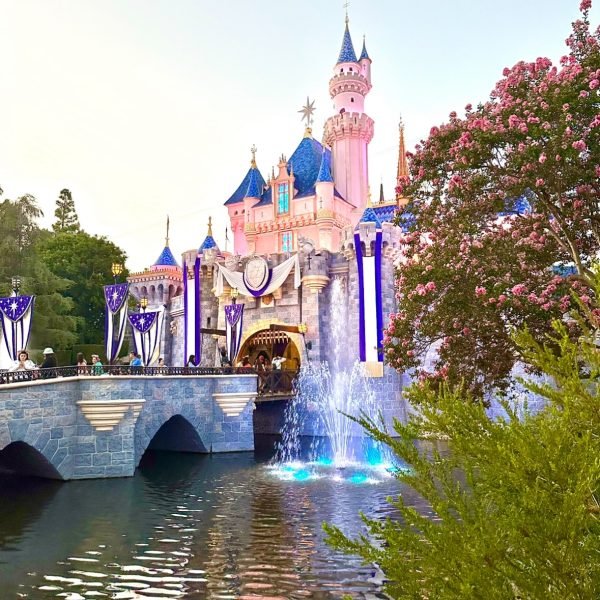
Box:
[323,17,374,219]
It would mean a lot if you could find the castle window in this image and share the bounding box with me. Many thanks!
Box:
[351,97,354,102]
[281,231,293,253]
[349,67,353,72]
[277,183,289,214]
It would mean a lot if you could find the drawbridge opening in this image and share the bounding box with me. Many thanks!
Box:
[0,441,63,480]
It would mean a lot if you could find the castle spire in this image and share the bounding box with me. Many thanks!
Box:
[336,16,358,64]
[250,144,257,168]
[396,116,410,203]
[207,216,213,237]
[359,35,370,61]
[397,117,409,177]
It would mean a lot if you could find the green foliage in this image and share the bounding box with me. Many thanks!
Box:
[325,292,600,598]
[0,193,78,350]
[52,188,80,233]
[37,230,128,344]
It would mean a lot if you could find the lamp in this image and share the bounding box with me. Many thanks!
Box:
[231,287,239,304]
[298,323,308,334]
[140,296,148,312]
[111,262,123,283]
[11,276,21,296]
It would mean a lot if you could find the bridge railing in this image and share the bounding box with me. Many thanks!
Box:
[0,365,257,386]
[257,370,298,396]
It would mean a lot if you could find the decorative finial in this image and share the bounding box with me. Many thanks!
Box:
[250,144,257,167]
[343,0,350,24]
[298,97,316,132]
[367,186,372,207]
[207,216,213,237]
[165,215,170,246]
[399,114,404,131]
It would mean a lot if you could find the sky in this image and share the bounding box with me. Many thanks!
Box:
[0,0,596,272]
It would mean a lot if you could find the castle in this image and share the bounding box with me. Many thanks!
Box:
[128,17,411,426]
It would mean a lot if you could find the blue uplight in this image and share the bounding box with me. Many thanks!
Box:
[315,457,333,466]
[293,469,311,481]
[349,472,368,484]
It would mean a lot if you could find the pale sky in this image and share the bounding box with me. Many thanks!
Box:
[0,0,595,272]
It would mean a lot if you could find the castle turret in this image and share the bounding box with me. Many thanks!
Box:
[324,17,374,220]
[315,148,335,250]
[224,145,265,255]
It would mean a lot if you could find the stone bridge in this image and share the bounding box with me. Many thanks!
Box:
[0,374,257,480]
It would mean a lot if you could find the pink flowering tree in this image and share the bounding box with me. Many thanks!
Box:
[385,2,600,396]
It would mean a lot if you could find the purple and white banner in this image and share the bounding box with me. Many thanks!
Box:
[224,303,244,365]
[104,283,129,364]
[129,307,165,367]
[0,294,35,369]
[183,256,201,367]
[354,231,384,364]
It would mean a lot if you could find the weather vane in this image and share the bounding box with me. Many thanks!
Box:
[343,0,350,22]
[250,144,257,166]
[298,97,316,128]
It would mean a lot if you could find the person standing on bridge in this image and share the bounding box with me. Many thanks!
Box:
[9,350,36,372]
[40,348,58,379]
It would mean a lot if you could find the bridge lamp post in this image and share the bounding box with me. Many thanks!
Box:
[231,287,239,305]
[111,262,123,284]
[140,296,148,313]
[11,276,21,296]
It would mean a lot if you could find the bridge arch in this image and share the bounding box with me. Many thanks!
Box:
[0,441,63,480]
[135,410,209,465]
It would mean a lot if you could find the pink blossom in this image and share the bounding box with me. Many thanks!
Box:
[512,284,527,296]
[539,152,547,163]
[535,178,545,187]
[425,281,436,292]
[580,89,590,98]
[590,79,599,90]
[580,0,591,10]
[581,295,591,304]
[498,294,508,304]
[475,286,487,297]
[572,139,587,151]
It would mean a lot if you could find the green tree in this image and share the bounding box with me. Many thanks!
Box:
[325,285,600,599]
[37,230,128,344]
[52,188,80,233]
[0,193,78,350]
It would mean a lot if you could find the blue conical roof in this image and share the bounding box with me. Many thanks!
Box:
[199,235,217,252]
[154,245,179,267]
[316,150,334,183]
[359,38,370,60]
[224,165,266,205]
[337,22,358,64]
[357,207,382,229]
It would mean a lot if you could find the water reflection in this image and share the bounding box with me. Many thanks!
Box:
[0,445,411,598]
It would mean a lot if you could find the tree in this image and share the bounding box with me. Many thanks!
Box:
[37,230,128,344]
[0,192,78,350]
[325,278,600,599]
[52,188,80,233]
[385,3,600,395]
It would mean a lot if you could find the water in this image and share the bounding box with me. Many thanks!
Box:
[277,277,389,469]
[0,447,434,599]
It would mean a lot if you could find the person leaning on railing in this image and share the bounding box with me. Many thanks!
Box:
[91,354,105,376]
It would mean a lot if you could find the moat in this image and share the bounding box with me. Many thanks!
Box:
[0,443,431,599]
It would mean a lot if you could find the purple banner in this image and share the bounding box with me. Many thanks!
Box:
[0,295,34,323]
[104,283,129,313]
[225,303,243,327]
[128,311,158,334]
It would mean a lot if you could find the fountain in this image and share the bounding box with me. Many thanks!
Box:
[271,278,396,483]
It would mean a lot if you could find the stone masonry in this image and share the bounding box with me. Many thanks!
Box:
[0,373,257,480]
